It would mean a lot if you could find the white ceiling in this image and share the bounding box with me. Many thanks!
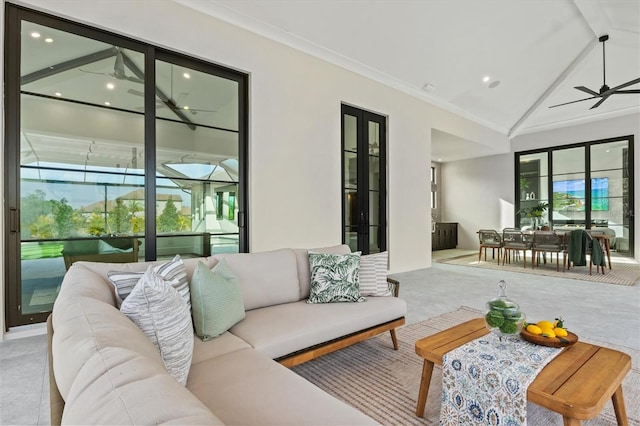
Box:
[178,0,640,162]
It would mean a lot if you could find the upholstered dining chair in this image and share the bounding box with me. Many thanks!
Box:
[502,228,531,268]
[478,229,503,263]
[565,229,606,275]
[531,231,563,271]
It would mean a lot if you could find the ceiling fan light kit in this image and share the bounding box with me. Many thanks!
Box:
[549,34,640,109]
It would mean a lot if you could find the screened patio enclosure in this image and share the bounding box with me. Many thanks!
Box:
[5,8,247,327]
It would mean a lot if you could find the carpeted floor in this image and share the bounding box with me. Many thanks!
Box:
[437,254,640,286]
[292,306,640,425]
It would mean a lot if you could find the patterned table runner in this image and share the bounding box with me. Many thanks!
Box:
[440,334,562,425]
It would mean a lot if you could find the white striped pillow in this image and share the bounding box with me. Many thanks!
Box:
[120,267,193,385]
[359,251,392,296]
[108,254,190,310]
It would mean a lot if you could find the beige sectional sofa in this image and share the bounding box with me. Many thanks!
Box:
[48,244,407,425]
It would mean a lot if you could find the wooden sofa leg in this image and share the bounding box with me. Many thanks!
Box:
[390,329,399,350]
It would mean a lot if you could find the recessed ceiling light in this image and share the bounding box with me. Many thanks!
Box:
[483,76,490,83]
[489,80,501,89]
[182,105,190,110]
[183,72,191,79]
[30,32,41,38]
[106,83,115,90]
[54,92,62,97]
[45,38,53,43]
[437,158,443,162]
[104,101,111,106]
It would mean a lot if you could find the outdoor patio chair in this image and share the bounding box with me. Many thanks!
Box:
[531,231,563,271]
[478,229,503,263]
[565,229,606,275]
[502,228,531,268]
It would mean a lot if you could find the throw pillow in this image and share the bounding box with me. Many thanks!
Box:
[190,259,246,341]
[120,267,194,386]
[307,252,365,303]
[359,251,392,296]
[108,254,190,310]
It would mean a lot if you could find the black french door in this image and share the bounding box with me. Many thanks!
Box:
[341,104,386,254]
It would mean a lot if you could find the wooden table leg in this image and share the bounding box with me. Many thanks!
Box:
[563,417,581,426]
[416,360,434,417]
[605,238,612,270]
[611,385,629,426]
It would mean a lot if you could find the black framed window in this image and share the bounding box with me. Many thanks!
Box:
[515,136,634,257]
[4,4,248,327]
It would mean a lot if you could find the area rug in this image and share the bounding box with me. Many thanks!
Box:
[437,254,640,286]
[292,306,640,425]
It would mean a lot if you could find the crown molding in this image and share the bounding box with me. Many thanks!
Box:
[512,106,640,137]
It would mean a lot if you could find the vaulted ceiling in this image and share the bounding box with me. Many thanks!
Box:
[178,0,640,161]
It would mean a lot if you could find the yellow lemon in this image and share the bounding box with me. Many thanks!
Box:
[553,327,568,337]
[540,328,556,338]
[537,320,554,329]
[526,324,542,335]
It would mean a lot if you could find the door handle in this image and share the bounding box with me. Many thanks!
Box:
[359,212,367,235]
[10,208,19,233]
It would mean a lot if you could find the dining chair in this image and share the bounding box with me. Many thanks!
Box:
[531,231,563,271]
[565,229,605,275]
[478,229,503,263]
[502,228,531,268]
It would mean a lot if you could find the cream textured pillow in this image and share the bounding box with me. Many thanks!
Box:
[190,260,246,341]
[359,251,392,296]
[108,254,190,310]
[120,267,194,385]
[307,252,365,303]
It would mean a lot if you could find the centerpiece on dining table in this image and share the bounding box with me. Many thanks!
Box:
[484,280,526,341]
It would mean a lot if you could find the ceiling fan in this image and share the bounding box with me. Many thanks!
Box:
[549,35,640,109]
[80,47,144,84]
[128,89,217,114]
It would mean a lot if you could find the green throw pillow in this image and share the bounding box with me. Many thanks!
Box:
[307,252,365,303]
[190,259,245,341]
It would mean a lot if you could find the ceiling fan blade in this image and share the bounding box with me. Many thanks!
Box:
[127,88,144,97]
[574,86,599,96]
[125,75,144,84]
[589,96,609,109]
[611,89,640,94]
[607,77,640,93]
[549,96,598,108]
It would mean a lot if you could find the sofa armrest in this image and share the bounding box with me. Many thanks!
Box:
[386,277,400,297]
[47,315,64,426]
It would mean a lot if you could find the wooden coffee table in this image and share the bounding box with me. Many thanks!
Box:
[415,318,631,425]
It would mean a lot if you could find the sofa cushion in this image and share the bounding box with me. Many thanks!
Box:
[191,331,251,365]
[187,348,376,425]
[308,252,365,303]
[359,251,392,296]
[120,267,194,385]
[213,249,299,310]
[293,244,351,300]
[230,297,407,359]
[108,254,191,309]
[191,260,245,341]
[62,347,222,425]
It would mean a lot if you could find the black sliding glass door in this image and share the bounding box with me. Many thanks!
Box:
[4,5,248,327]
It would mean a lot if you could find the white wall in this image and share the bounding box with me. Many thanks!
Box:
[1,0,510,333]
[441,153,514,249]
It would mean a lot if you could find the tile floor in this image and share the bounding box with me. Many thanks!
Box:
[1,248,638,425]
